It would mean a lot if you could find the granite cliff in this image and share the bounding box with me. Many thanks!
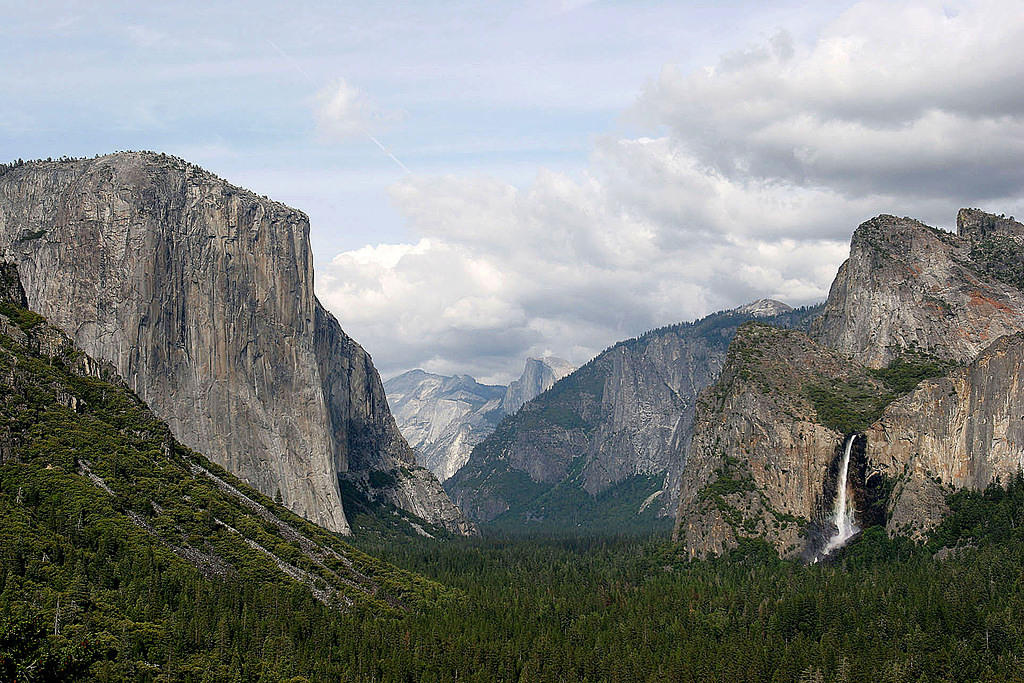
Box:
[447,300,818,533]
[0,261,444,623]
[813,211,1024,368]
[385,357,573,482]
[866,332,1024,540]
[673,323,897,558]
[0,152,470,535]
[500,356,575,414]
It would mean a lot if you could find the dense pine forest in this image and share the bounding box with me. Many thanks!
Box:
[5,472,1024,680]
[348,485,1024,682]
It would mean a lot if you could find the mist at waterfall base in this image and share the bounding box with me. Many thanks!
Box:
[812,434,860,562]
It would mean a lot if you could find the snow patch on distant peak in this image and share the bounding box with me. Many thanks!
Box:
[733,298,793,318]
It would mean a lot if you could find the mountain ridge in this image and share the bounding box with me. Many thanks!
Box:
[674,209,1024,558]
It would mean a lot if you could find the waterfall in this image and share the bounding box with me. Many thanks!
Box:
[823,434,859,555]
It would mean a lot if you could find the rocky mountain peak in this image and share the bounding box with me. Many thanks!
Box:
[813,211,1024,368]
[733,298,793,318]
[957,208,1024,242]
[385,356,577,485]
[849,213,956,254]
[500,356,575,415]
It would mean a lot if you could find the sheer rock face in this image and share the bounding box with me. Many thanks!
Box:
[0,152,469,535]
[384,370,505,481]
[812,212,1024,368]
[672,324,871,559]
[500,357,575,415]
[580,331,721,499]
[813,208,1024,539]
[866,333,1024,539]
[447,302,816,527]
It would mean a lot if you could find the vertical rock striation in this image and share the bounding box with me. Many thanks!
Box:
[0,152,469,535]
[812,209,1024,539]
[866,332,1024,539]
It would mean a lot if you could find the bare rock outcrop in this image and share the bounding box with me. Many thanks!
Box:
[500,357,575,415]
[812,212,1024,368]
[0,152,469,535]
[866,332,1024,538]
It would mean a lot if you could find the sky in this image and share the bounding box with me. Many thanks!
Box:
[4,1,1024,383]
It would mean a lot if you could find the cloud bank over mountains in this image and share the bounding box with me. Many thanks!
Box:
[322,0,1024,383]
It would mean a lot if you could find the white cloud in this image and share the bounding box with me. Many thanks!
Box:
[319,0,1024,383]
[631,0,1024,199]
[314,78,398,142]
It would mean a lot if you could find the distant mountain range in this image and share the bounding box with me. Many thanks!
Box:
[443,299,820,534]
[385,357,574,481]
[6,151,1024,564]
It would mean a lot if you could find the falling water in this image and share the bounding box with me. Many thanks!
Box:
[823,434,859,555]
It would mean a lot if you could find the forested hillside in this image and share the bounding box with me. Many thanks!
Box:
[0,266,450,680]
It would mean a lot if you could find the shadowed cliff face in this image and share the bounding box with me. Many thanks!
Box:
[0,152,470,535]
[813,212,1024,368]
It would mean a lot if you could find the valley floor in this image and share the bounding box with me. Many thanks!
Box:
[348,485,1024,683]
[5,479,1024,681]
